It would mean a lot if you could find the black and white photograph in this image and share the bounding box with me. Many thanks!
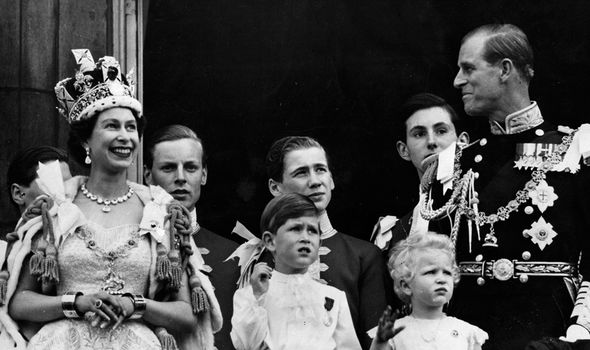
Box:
[1,1,589,349]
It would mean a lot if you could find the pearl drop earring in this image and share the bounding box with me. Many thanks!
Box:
[85,148,91,165]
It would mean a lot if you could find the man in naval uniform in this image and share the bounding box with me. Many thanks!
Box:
[425,24,590,350]
[264,136,390,350]
[144,124,240,350]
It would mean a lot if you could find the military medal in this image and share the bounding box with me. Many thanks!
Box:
[529,180,558,212]
[523,217,557,250]
[466,131,576,250]
[514,143,538,169]
[323,297,334,327]
[515,143,564,170]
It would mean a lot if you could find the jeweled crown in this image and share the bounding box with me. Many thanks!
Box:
[54,49,142,124]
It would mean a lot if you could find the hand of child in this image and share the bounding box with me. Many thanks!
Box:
[375,306,405,344]
[251,262,272,298]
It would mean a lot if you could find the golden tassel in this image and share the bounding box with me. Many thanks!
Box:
[42,243,59,283]
[168,248,183,291]
[165,202,186,291]
[156,242,171,282]
[40,203,59,284]
[29,236,47,276]
[189,273,209,314]
[24,197,59,284]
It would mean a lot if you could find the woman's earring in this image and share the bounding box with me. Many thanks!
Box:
[85,148,91,164]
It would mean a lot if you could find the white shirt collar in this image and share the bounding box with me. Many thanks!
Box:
[319,212,337,239]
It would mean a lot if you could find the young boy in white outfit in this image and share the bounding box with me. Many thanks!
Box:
[231,193,362,350]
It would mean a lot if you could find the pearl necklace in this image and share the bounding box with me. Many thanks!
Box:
[81,183,134,213]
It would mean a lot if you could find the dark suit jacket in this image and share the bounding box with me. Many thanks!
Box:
[320,232,391,350]
[194,226,240,350]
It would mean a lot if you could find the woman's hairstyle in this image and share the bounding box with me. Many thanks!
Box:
[388,232,460,304]
[144,124,206,169]
[67,111,146,167]
[260,193,320,235]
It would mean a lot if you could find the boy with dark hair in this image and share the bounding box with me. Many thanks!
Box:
[7,146,72,214]
[263,136,389,349]
[231,193,361,349]
[372,93,468,251]
[3,145,71,338]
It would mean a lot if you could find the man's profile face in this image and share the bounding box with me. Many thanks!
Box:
[269,147,334,213]
[144,138,207,212]
[397,107,465,176]
[453,34,504,117]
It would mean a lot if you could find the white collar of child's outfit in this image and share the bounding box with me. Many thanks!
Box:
[489,101,543,135]
[319,212,337,239]
[271,271,324,319]
[190,209,201,234]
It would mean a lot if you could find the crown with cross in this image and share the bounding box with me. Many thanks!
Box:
[54,49,142,124]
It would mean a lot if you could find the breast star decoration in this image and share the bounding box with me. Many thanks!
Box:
[528,180,558,213]
[522,216,558,250]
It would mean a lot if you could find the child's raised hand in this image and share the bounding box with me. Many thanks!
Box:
[375,306,405,344]
[251,262,272,298]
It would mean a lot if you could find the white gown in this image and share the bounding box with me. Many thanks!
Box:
[27,222,160,350]
[369,315,488,350]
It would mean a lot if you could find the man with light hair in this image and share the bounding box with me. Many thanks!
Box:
[144,124,240,350]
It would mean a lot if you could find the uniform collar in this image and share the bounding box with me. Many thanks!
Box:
[319,212,337,239]
[489,101,543,135]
